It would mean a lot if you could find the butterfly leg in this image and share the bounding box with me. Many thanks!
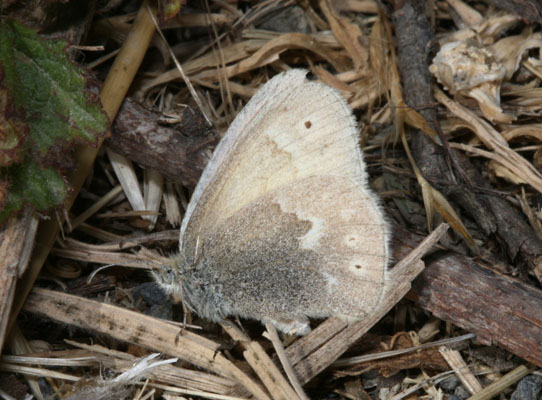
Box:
[264,316,311,336]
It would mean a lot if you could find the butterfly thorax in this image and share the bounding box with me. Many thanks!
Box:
[153,253,232,324]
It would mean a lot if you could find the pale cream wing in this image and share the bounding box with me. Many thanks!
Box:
[180,69,376,262]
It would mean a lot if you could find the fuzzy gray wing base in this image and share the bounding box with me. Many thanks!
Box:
[188,175,388,333]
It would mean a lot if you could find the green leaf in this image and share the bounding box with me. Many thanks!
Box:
[0,160,68,222]
[160,0,184,21]
[0,78,28,167]
[0,20,107,222]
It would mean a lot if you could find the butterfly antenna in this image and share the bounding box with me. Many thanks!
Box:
[194,234,200,260]
[180,282,189,335]
[194,224,204,264]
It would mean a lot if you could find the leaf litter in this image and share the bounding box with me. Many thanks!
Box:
[2,1,542,399]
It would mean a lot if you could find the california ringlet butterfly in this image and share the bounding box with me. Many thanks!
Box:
[153,69,390,335]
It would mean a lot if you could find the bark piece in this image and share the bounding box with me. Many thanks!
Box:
[392,228,542,367]
[0,211,38,351]
[109,97,216,187]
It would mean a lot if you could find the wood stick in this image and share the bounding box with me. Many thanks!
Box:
[0,211,38,350]
[24,288,271,400]
[409,252,542,367]
[222,324,298,400]
[109,95,216,188]
[467,365,533,400]
[265,323,308,400]
[393,226,542,367]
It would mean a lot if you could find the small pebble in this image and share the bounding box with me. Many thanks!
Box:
[439,376,461,391]
[146,304,173,321]
[255,5,310,33]
[133,282,169,305]
[511,374,542,400]
[453,385,470,400]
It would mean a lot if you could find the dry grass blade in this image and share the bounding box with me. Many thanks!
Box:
[390,371,456,400]
[386,15,476,249]
[467,365,533,400]
[144,31,347,92]
[143,170,164,230]
[64,341,236,394]
[319,0,368,70]
[70,185,124,230]
[502,125,542,142]
[195,33,346,80]
[434,88,542,193]
[24,288,271,400]
[404,107,439,142]
[222,323,297,400]
[6,324,45,400]
[447,0,484,26]
[150,382,250,400]
[50,247,159,269]
[1,355,98,368]
[0,363,80,381]
[332,333,475,367]
[401,117,477,249]
[148,5,212,126]
[440,346,483,394]
[106,148,147,217]
[264,323,308,400]
[61,231,178,251]
[141,40,264,91]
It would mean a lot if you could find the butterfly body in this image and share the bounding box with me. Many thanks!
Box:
[154,70,390,335]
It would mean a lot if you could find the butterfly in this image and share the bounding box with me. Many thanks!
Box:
[154,69,390,335]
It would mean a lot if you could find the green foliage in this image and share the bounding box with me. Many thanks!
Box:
[0,20,107,223]
[160,0,184,21]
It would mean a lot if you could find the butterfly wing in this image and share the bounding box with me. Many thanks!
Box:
[176,69,389,334]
